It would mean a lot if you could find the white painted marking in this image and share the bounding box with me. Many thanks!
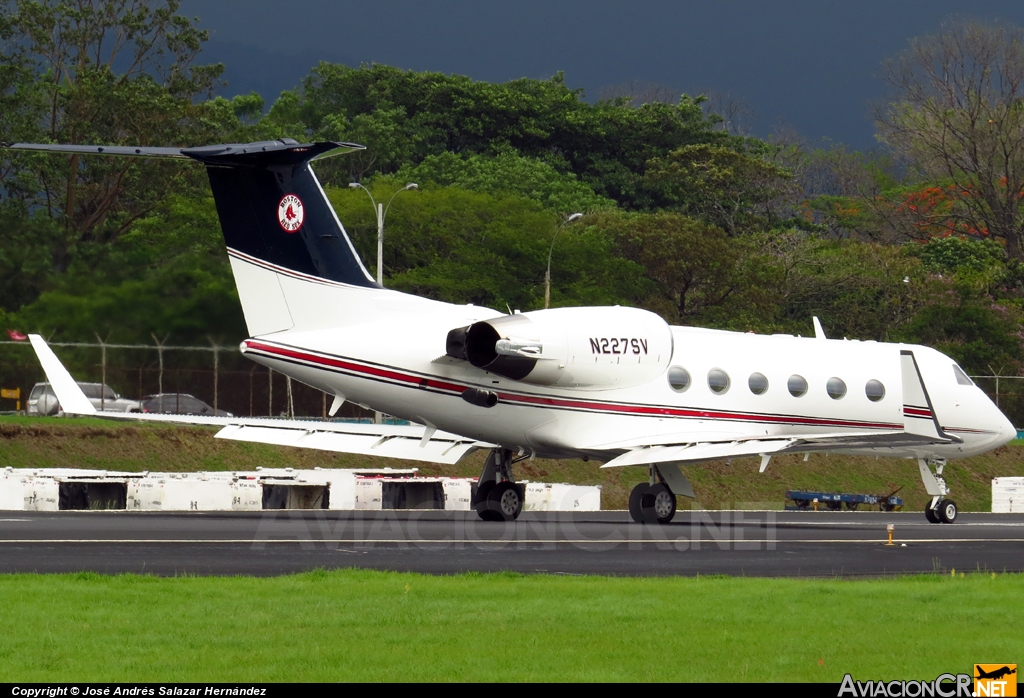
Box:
[0,538,1022,545]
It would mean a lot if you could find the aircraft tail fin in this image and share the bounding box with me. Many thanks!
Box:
[5,140,379,336]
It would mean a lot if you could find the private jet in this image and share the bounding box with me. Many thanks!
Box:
[7,139,1016,524]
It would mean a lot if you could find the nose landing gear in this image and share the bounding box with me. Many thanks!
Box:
[919,458,958,524]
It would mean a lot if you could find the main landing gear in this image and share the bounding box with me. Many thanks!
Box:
[472,448,526,521]
[918,457,958,524]
[628,464,694,524]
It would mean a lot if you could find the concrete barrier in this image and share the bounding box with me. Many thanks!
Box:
[0,467,601,512]
[524,482,601,512]
[0,473,59,511]
[993,477,1024,513]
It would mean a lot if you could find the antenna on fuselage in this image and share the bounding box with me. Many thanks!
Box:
[812,316,827,340]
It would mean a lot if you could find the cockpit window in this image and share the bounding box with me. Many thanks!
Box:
[952,365,973,386]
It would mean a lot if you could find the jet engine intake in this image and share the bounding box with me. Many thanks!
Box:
[446,306,673,390]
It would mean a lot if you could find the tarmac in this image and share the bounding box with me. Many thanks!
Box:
[2,509,1023,577]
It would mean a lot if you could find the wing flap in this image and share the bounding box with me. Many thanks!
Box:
[598,429,959,468]
[215,425,480,465]
[600,439,796,468]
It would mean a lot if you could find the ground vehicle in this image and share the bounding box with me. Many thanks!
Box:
[27,382,141,416]
[15,139,1017,525]
[140,393,232,417]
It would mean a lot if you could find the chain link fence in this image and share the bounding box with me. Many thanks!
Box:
[0,339,374,420]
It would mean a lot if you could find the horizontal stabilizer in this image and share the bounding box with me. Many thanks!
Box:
[28,334,488,465]
[27,335,96,415]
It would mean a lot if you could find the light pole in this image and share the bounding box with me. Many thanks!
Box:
[348,181,417,424]
[545,212,583,309]
[348,181,418,286]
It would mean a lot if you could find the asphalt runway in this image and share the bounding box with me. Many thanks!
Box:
[2,509,1023,578]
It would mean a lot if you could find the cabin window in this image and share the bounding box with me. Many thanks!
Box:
[826,377,847,399]
[748,373,769,395]
[865,379,885,402]
[953,365,973,386]
[787,375,808,397]
[708,369,730,394]
[668,366,691,392]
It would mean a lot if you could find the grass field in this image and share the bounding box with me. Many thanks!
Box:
[2,415,1022,511]
[0,569,1018,682]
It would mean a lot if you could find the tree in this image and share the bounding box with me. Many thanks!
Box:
[393,150,616,213]
[592,210,780,328]
[325,184,640,311]
[877,20,1024,258]
[643,143,794,235]
[280,62,733,209]
[0,0,225,281]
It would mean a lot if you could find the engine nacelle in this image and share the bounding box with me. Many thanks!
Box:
[446,306,673,390]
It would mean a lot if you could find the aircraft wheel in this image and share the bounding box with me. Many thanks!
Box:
[484,481,523,521]
[924,503,940,524]
[628,483,650,523]
[474,481,498,521]
[642,483,676,524]
[938,499,958,524]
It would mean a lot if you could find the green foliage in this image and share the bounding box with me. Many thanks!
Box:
[285,62,732,208]
[758,232,923,341]
[392,150,616,213]
[916,235,1006,274]
[643,143,794,234]
[326,183,640,311]
[590,210,780,328]
[901,278,1024,375]
[11,196,245,343]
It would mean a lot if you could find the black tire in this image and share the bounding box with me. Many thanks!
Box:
[924,503,940,524]
[485,481,523,521]
[628,483,650,523]
[474,481,497,521]
[827,501,842,511]
[845,501,859,511]
[938,499,958,524]
[641,483,676,524]
[793,499,810,509]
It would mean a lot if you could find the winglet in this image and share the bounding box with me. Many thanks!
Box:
[28,335,96,415]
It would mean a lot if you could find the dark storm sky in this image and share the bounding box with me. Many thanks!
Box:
[180,0,1024,151]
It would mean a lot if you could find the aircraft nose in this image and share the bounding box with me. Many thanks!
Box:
[993,406,1017,448]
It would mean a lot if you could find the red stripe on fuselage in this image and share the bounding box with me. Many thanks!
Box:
[244,340,904,431]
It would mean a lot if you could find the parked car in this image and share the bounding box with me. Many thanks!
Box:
[140,393,232,417]
[27,382,142,416]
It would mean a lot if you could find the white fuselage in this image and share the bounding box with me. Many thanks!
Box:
[233,272,1016,463]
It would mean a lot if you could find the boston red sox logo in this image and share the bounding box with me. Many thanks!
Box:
[278,194,304,233]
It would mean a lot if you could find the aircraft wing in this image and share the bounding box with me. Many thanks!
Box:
[596,430,953,468]
[28,335,488,465]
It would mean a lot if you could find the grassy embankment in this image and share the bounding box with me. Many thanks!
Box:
[0,569,1019,682]
[2,415,1022,511]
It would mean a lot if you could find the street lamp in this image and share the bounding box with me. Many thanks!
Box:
[545,212,584,309]
[348,181,418,286]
